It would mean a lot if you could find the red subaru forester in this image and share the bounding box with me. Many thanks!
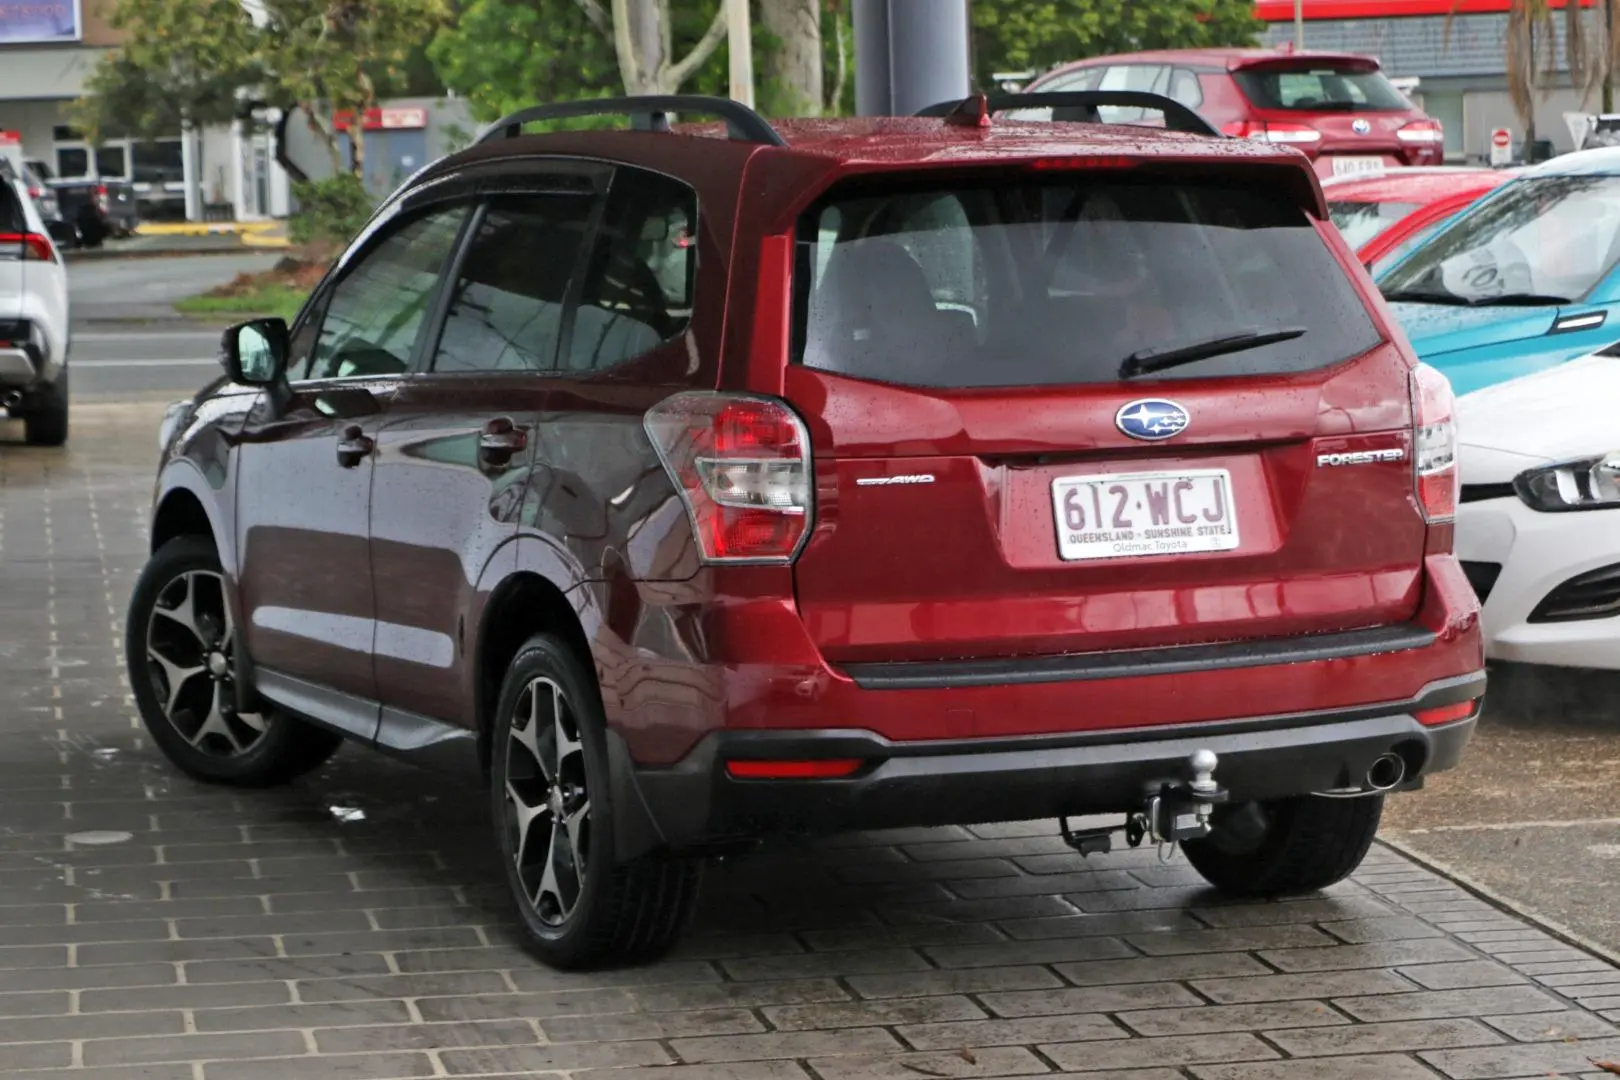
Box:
[126,92,1484,969]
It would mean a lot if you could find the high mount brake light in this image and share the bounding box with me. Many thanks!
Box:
[1411,363,1458,523]
[644,392,814,564]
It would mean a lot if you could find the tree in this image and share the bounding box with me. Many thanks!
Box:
[760,0,821,116]
[1485,0,1609,146]
[430,0,740,122]
[970,0,1262,90]
[76,0,452,176]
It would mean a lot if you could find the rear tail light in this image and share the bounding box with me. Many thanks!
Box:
[1222,119,1322,145]
[1411,363,1458,523]
[1397,119,1444,144]
[0,232,54,262]
[644,391,814,564]
[95,184,110,212]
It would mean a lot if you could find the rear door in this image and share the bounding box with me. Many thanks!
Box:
[368,166,608,731]
[784,166,1425,668]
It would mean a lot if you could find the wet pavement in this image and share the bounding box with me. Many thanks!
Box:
[1,401,1618,1079]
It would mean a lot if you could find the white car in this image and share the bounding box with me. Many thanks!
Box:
[1455,351,1620,669]
[0,158,70,445]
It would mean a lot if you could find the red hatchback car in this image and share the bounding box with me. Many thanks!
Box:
[1025,47,1445,179]
[1322,166,1514,277]
[126,92,1484,969]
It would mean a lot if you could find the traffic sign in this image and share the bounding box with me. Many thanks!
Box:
[1490,127,1512,166]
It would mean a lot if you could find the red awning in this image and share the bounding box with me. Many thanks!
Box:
[1255,0,1594,19]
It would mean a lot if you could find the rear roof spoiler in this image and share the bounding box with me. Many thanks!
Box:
[915,91,1221,138]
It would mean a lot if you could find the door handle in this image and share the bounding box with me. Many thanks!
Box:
[336,425,374,468]
[478,416,528,467]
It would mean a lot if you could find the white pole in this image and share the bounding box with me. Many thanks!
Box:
[1295,0,1305,50]
[727,0,754,108]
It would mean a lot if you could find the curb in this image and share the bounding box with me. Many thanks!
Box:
[64,246,262,263]
[135,221,280,237]
[240,232,291,249]
[1378,833,1620,969]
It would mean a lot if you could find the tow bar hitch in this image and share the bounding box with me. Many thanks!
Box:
[1060,750,1229,860]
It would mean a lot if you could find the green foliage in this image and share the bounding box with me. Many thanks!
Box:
[175,284,308,324]
[78,0,450,172]
[971,0,1263,89]
[289,174,375,247]
[428,0,731,124]
[73,0,260,142]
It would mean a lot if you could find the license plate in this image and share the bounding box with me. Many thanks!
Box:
[1330,155,1387,177]
[1052,469,1240,561]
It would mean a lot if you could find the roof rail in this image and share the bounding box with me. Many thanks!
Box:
[477,95,787,148]
[915,91,1221,138]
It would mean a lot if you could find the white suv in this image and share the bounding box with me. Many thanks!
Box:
[0,159,69,445]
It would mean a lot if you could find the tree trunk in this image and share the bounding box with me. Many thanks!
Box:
[611,0,729,95]
[761,0,822,116]
[613,0,669,93]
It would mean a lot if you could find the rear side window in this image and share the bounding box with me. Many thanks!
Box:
[1328,199,1419,251]
[794,177,1381,389]
[564,167,696,372]
[1235,65,1411,112]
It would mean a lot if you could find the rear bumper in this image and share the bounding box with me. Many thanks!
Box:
[624,671,1483,851]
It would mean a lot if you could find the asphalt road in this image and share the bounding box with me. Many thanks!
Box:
[68,252,283,401]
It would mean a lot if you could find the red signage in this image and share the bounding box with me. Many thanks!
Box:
[1491,128,1511,148]
[1255,0,1594,19]
[332,107,429,132]
[0,131,19,144]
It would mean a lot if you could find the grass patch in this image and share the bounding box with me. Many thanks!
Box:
[174,256,327,324]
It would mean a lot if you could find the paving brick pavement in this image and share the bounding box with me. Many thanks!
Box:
[0,404,1617,1078]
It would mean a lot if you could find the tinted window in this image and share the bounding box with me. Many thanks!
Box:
[0,183,25,233]
[303,207,468,381]
[1168,68,1204,109]
[795,178,1381,389]
[1379,176,1620,304]
[432,194,595,374]
[1328,199,1420,252]
[1234,65,1411,111]
[565,168,696,372]
[1369,219,1446,280]
[132,141,185,185]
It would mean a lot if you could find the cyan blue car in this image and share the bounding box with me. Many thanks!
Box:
[1376,147,1620,396]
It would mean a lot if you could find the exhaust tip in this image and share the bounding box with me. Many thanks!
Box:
[1366,752,1406,792]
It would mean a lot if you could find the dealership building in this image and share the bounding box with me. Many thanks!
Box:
[1257,0,1602,160]
[0,0,1604,222]
[0,0,468,222]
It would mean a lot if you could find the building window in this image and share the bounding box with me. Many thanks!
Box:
[132,141,184,185]
[96,146,127,178]
[55,147,89,179]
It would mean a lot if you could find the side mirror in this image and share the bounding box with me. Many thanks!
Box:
[223,318,289,386]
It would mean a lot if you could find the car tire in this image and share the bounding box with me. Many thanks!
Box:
[490,633,701,970]
[1183,794,1383,897]
[23,372,68,447]
[126,535,342,787]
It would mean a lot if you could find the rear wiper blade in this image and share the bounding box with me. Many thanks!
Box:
[1470,292,1572,306]
[1379,288,1470,306]
[1120,326,1308,379]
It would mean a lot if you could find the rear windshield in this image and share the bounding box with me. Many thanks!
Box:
[1328,199,1419,251]
[1235,65,1411,112]
[793,177,1382,389]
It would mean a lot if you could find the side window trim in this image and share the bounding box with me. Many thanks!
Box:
[552,173,615,374]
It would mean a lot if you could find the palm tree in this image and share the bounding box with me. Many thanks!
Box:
[1490,0,1612,147]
